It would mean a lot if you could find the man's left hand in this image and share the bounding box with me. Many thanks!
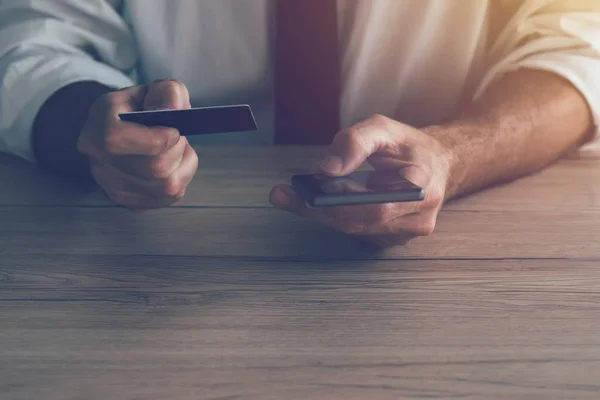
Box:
[269,114,455,247]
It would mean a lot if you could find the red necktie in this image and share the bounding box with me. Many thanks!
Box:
[274,0,341,145]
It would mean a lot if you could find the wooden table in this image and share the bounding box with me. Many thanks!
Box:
[1,146,600,400]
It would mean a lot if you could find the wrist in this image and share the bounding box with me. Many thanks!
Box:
[422,121,483,201]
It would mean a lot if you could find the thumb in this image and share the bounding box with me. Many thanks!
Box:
[143,79,191,111]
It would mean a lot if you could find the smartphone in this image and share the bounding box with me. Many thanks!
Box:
[291,170,425,207]
[119,104,257,136]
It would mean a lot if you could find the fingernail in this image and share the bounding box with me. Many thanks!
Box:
[320,156,343,175]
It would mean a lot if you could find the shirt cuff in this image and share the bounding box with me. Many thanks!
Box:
[0,55,135,162]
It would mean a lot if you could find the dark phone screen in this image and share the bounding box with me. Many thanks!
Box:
[313,171,421,194]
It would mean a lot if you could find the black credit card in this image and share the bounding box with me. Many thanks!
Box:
[119,104,257,136]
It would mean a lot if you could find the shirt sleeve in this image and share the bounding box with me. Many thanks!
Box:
[0,0,137,162]
[474,0,600,148]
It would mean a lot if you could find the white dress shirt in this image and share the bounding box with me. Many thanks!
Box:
[1,0,600,162]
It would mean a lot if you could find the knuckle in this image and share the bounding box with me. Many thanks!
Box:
[190,147,199,164]
[188,149,199,170]
[371,114,399,132]
[342,127,359,141]
[76,133,91,154]
[156,79,185,95]
[162,175,183,197]
[339,127,362,147]
[428,191,444,207]
[173,188,186,201]
[414,217,436,236]
[370,113,387,123]
[343,126,371,151]
[149,134,171,156]
[91,93,119,115]
[424,185,445,207]
[370,113,391,126]
[103,129,123,154]
[148,156,173,179]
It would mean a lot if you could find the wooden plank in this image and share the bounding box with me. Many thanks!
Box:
[2,256,600,399]
[0,206,598,259]
[0,146,324,208]
[1,146,599,212]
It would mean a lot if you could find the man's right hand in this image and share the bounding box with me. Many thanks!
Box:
[77,79,199,209]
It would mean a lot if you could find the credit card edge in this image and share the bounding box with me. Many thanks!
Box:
[118,104,254,116]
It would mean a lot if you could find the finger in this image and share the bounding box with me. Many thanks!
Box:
[321,197,426,236]
[144,79,191,111]
[98,85,147,116]
[92,160,190,209]
[321,177,368,194]
[114,136,188,180]
[397,165,432,190]
[159,142,198,198]
[81,87,181,157]
[360,169,426,194]
[91,160,158,201]
[101,123,181,156]
[367,155,415,171]
[270,183,387,235]
[320,116,411,177]
[269,185,329,220]
[130,142,198,199]
[373,208,437,237]
[269,183,428,239]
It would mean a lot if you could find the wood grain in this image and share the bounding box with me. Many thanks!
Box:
[0,147,324,208]
[2,146,600,399]
[2,256,600,400]
[1,146,599,212]
[0,206,598,260]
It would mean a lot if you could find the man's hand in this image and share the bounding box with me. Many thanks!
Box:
[269,114,454,247]
[270,70,593,247]
[77,79,199,209]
